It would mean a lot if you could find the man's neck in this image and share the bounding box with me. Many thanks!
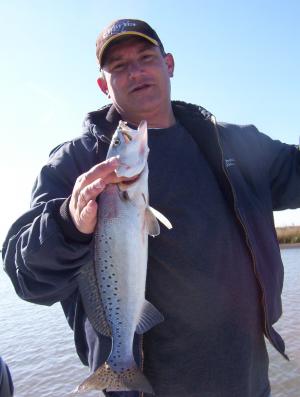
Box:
[118,105,176,129]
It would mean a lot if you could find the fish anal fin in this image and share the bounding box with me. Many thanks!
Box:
[136,300,164,334]
[73,362,154,394]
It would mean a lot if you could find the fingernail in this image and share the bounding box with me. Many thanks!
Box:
[110,155,120,164]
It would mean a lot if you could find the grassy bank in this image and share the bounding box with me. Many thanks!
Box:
[276,226,300,244]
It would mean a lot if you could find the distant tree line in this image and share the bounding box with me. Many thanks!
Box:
[276,226,300,244]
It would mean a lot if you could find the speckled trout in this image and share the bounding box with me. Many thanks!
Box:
[74,120,172,394]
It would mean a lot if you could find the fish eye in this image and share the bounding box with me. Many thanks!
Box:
[113,138,121,147]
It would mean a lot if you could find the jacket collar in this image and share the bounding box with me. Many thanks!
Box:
[87,100,233,206]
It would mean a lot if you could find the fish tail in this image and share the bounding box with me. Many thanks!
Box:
[73,362,154,394]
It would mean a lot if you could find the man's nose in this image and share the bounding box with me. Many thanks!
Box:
[128,61,143,78]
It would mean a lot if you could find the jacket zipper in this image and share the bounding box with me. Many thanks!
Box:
[138,114,282,397]
[211,116,273,343]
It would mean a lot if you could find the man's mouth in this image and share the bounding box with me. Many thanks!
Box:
[129,83,152,93]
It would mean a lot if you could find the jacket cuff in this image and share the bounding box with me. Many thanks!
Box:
[54,197,93,244]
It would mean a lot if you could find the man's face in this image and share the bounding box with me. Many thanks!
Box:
[99,37,174,121]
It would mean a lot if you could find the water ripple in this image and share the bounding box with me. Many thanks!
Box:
[0,247,299,396]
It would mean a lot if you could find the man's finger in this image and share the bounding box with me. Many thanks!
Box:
[80,156,120,187]
[77,178,106,212]
[78,200,98,234]
[73,157,119,207]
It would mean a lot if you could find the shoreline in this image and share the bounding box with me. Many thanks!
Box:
[279,242,300,249]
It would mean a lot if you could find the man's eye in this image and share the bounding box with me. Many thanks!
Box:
[141,54,153,62]
[112,63,126,72]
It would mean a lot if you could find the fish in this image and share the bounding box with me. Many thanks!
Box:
[74,120,172,394]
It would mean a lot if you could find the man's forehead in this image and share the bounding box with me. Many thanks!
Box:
[102,37,157,64]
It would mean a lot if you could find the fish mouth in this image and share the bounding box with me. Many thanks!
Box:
[119,174,140,187]
[117,170,145,191]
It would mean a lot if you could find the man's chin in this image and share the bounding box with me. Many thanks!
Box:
[126,95,162,113]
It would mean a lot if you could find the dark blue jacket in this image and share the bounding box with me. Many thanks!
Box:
[0,357,14,397]
[3,101,300,396]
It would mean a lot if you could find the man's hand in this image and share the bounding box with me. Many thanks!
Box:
[69,156,121,234]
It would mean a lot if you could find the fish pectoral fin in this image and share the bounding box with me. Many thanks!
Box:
[145,207,160,237]
[148,206,173,231]
[73,362,154,394]
[136,300,164,334]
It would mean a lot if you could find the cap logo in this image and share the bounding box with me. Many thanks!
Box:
[103,21,137,39]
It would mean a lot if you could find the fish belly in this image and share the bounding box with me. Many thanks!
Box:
[95,186,147,370]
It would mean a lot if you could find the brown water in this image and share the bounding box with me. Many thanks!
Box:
[0,247,299,397]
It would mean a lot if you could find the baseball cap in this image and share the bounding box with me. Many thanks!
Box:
[96,19,165,68]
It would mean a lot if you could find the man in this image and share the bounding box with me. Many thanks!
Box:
[2,18,300,397]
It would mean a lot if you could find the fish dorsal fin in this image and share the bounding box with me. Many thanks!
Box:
[135,300,164,334]
[145,206,160,237]
[77,261,111,337]
[148,206,173,230]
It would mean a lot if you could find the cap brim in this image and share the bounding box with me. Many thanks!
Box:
[99,31,160,67]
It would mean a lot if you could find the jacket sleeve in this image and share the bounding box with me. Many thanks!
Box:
[248,127,300,211]
[224,123,300,211]
[2,135,100,306]
[267,137,300,211]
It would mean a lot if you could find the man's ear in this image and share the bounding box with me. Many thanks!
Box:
[164,53,175,77]
[97,77,108,95]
